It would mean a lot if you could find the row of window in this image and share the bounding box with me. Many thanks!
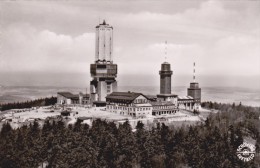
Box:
[110,111,151,116]
[107,85,111,93]
[134,99,147,104]
[107,102,131,106]
[153,105,176,110]
[107,105,152,112]
[129,112,150,116]
[98,28,111,31]
[153,111,177,115]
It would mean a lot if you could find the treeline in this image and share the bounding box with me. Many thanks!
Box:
[0,119,259,167]
[0,102,259,167]
[0,97,57,111]
[202,101,260,138]
[202,101,259,116]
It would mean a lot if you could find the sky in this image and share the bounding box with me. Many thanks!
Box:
[0,0,260,89]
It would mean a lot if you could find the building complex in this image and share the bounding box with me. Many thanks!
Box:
[57,21,201,117]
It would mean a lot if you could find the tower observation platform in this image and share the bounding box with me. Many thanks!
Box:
[90,20,118,103]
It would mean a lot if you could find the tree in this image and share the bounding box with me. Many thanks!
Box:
[116,121,137,167]
[0,122,13,137]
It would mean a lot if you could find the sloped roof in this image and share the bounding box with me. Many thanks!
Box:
[57,92,76,98]
[177,96,194,100]
[157,94,178,98]
[106,91,148,104]
[145,95,157,101]
[58,92,89,99]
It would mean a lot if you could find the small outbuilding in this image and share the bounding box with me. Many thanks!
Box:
[60,111,71,116]
[57,92,90,105]
[93,101,107,107]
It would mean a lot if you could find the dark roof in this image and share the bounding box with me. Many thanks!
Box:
[71,97,79,100]
[106,91,148,104]
[157,94,178,98]
[145,95,157,101]
[61,111,71,114]
[93,101,106,107]
[57,92,76,98]
[78,117,92,120]
[93,101,106,104]
[95,20,113,29]
[58,92,89,99]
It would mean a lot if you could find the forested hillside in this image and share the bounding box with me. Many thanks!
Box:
[0,97,57,111]
[0,102,259,168]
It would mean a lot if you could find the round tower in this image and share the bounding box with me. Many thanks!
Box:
[159,62,173,94]
[187,62,201,103]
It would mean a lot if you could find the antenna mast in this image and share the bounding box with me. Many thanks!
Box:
[193,62,196,82]
[164,41,167,62]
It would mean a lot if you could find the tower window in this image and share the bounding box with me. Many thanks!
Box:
[107,84,111,93]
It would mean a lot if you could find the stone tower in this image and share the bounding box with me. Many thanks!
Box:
[187,62,201,111]
[157,61,177,105]
[187,62,201,103]
[187,82,201,103]
[160,62,173,94]
[90,20,117,103]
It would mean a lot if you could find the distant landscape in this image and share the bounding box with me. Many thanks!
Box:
[0,85,260,107]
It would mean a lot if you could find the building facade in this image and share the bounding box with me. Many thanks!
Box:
[90,20,117,103]
[157,94,178,105]
[177,96,195,110]
[57,92,89,105]
[151,101,178,116]
[106,92,152,118]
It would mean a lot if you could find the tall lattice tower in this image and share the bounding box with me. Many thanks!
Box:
[90,20,117,102]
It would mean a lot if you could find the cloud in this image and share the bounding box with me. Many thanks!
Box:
[114,0,259,42]
[0,0,259,88]
[115,42,203,77]
[1,24,95,73]
[207,35,260,76]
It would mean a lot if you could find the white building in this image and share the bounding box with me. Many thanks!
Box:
[106,92,152,118]
[157,94,178,106]
[177,95,201,111]
[57,92,90,105]
[150,101,178,116]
